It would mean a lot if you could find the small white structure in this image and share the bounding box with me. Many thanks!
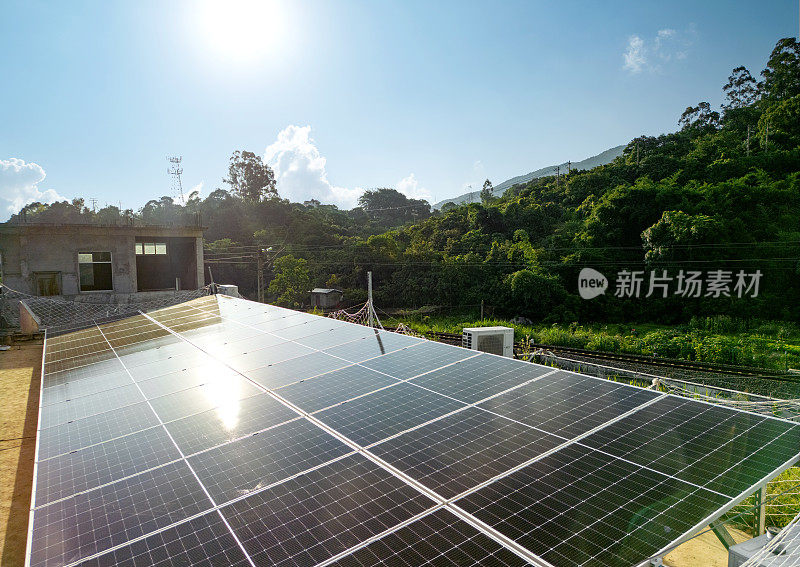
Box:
[462,326,515,357]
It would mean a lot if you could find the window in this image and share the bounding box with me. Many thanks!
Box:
[34,272,62,296]
[78,252,113,291]
[136,242,167,255]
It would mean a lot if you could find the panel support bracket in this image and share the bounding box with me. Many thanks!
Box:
[756,483,767,536]
[710,520,736,550]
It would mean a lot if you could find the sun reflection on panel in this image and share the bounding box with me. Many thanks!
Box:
[200,363,243,431]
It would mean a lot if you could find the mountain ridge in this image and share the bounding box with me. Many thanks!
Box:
[434,144,626,208]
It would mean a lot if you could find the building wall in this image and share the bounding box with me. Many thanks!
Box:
[0,225,204,300]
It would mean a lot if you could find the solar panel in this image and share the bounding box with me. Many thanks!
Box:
[476,370,661,439]
[369,407,567,499]
[277,364,399,413]
[314,382,468,447]
[220,454,436,567]
[187,418,352,503]
[73,512,251,567]
[35,426,181,506]
[454,443,731,567]
[30,460,212,567]
[579,395,800,498]
[328,508,530,567]
[27,295,800,567]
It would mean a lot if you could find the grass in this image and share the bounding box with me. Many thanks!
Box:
[383,312,800,372]
[725,466,800,533]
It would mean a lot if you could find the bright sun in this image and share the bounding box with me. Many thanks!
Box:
[198,0,285,63]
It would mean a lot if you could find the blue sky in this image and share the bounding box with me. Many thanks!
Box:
[0,0,796,216]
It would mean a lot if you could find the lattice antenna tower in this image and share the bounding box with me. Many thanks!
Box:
[167,156,184,202]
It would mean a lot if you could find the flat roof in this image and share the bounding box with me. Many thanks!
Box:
[0,223,205,237]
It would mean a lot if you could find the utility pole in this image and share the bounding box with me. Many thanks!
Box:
[90,198,98,212]
[257,249,264,303]
[367,271,374,327]
[555,166,560,190]
[746,124,751,156]
[567,160,571,174]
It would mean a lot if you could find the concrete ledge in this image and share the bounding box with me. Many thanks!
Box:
[18,302,40,334]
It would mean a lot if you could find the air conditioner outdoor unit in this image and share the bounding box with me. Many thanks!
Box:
[462,326,515,357]
[728,526,793,567]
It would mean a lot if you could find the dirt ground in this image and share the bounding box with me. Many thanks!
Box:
[664,525,752,567]
[0,339,43,567]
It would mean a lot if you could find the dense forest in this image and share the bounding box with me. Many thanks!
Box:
[11,38,800,324]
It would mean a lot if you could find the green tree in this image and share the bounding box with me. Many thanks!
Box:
[761,38,800,100]
[504,269,567,318]
[358,188,430,225]
[642,210,723,265]
[722,66,759,110]
[268,255,310,307]
[678,102,720,131]
[758,94,800,149]
[223,150,277,202]
[480,179,494,204]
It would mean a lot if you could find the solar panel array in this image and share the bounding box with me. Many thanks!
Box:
[26,295,800,567]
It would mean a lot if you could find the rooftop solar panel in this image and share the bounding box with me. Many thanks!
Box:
[35,426,181,506]
[579,395,800,498]
[187,418,352,504]
[221,454,436,567]
[162,393,299,456]
[455,444,732,567]
[328,508,530,567]
[146,377,263,423]
[37,401,160,460]
[244,351,352,389]
[277,364,399,414]
[369,407,567,499]
[314,382,468,447]
[322,331,424,363]
[27,295,800,567]
[408,353,553,404]
[30,460,212,567]
[476,370,661,439]
[73,511,251,567]
[359,340,478,380]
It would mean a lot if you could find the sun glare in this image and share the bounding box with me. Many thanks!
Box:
[198,0,285,63]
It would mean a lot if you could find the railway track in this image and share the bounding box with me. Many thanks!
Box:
[388,328,797,381]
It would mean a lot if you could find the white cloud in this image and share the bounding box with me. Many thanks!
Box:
[183,181,203,203]
[657,28,676,41]
[623,35,646,73]
[0,158,63,215]
[623,28,694,74]
[396,173,433,202]
[264,125,362,209]
[264,125,431,209]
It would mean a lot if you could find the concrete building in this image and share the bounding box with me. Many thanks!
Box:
[0,224,205,301]
[309,288,344,309]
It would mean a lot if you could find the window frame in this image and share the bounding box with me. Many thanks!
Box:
[77,251,114,292]
[135,241,168,256]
